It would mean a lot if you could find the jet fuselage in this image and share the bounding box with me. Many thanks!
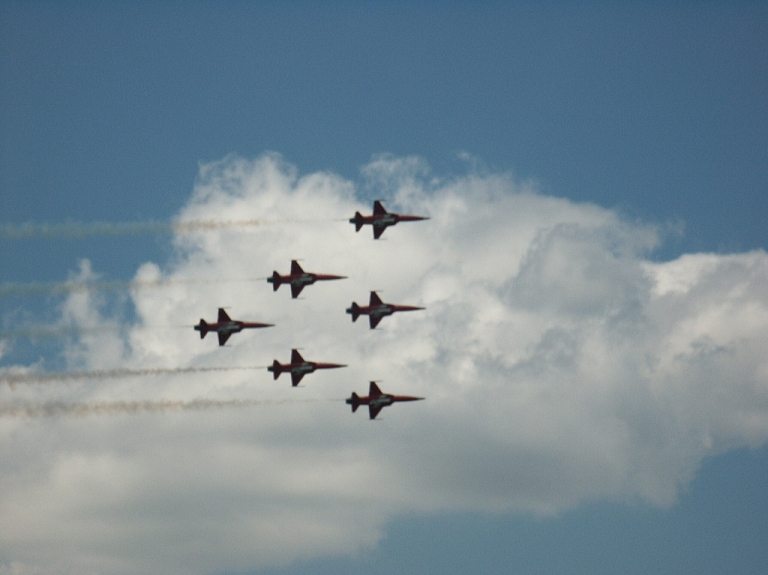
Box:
[369,304,394,318]
[268,261,346,298]
[194,308,273,345]
[194,319,270,335]
[350,200,429,239]
[268,349,347,386]
[346,382,424,419]
[346,292,424,329]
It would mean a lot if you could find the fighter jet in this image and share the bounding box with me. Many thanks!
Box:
[268,349,347,387]
[267,260,347,298]
[346,291,424,329]
[349,200,429,239]
[194,308,273,346]
[346,381,424,420]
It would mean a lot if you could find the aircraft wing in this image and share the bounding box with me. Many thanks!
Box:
[373,225,386,239]
[290,260,303,275]
[368,404,383,420]
[218,308,231,323]
[290,283,304,298]
[369,382,382,396]
[291,372,304,387]
[291,349,304,364]
[369,315,383,329]
[369,291,383,306]
[373,200,387,215]
[218,332,231,346]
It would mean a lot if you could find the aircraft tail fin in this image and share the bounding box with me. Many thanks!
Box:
[349,392,360,413]
[270,271,282,291]
[198,320,208,339]
[350,302,360,322]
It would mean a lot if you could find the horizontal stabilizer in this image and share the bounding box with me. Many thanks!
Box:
[353,212,363,232]
[269,271,282,291]
[349,302,360,322]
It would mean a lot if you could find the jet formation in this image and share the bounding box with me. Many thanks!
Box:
[194,308,273,346]
[268,349,347,387]
[350,200,429,239]
[346,291,424,329]
[346,381,424,419]
[192,201,429,418]
[268,260,346,298]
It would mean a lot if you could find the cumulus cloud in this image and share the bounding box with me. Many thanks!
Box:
[1,154,767,574]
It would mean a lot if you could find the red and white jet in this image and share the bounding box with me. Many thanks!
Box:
[194,308,273,346]
[267,260,347,298]
[349,200,429,239]
[268,349,347,387]
[346,381,424,420]
[346,291,424,329]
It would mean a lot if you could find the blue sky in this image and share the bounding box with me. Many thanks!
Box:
[1,2,767,574]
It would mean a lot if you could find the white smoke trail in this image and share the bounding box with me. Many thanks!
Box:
[0,397,334,418]
[0,218,346,240]
[1,366,268,387]
[0,277,268,298]
[0,325,182,340]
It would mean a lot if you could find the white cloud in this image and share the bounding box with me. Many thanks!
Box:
[1,154,767,574]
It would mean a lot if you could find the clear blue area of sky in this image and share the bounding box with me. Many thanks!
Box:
[2,1,767,282]
[1,2,767,574]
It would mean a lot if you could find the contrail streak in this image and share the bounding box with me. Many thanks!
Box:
[2,366,268,387]
[0,397,335,418]
[0,218,346,240]
[0,325,187,340]
[0,277,268,298]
